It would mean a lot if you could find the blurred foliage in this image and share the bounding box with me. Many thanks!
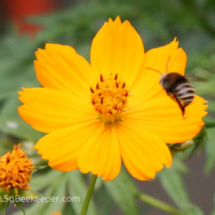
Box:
[1,0,215,214]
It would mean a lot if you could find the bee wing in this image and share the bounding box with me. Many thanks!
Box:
[185,75,208,82]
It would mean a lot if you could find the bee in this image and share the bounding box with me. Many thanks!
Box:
[146,57,195,116]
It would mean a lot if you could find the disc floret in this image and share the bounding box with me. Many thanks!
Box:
[90,74,130,124]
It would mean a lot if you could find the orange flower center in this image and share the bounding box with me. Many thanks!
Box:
[90,74,130,124]
[0,144,35,193]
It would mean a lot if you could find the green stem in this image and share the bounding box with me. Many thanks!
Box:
[138,193,184,215]
[80,174,97,215]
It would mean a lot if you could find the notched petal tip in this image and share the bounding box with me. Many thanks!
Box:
[102,173,119,181]
[35,48,44,55]
[32,145,37,150]
[171,37,179,46]
[36,48,42,52]
[165,158,172,168]
[107,16,133,29]
[114,15,122,23]
[17,106,22,113]
[123,20,132,27]
[173,36,177,42]
[17,88,28,100]
[107,17,113,23]
[107,16,123,26]
[17,91,22,96]
[190,95,208,115]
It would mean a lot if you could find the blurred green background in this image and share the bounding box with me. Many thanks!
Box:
[1,0,215,214]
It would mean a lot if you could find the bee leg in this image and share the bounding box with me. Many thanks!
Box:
[166,90,174,99]
[174,95,185,117]
[181,107,185,117]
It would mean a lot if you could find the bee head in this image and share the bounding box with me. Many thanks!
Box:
[159,73,172,89]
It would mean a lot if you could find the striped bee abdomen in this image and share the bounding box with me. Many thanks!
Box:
[175,82,195,106]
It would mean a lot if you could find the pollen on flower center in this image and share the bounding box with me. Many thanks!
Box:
[90,73,130,124]
[0,144,35,193]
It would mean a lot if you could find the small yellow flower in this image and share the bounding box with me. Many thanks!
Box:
[18,17,207,181]
[0,144,35,193]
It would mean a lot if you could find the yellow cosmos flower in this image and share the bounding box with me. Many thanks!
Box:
[18,17,207,181]
[0,144,34,193]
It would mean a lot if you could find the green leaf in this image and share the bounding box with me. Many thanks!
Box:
[94,186,115,215]
[0,201,10,215]
[14,201,25,215]
[205,127,215,173]
[137,192,184,215]
[43,174,67,214]
[104,166,139,215]
[188,127,207,158]
[0,190,10,215]
[158,157,204,215]
[29,170,62,192]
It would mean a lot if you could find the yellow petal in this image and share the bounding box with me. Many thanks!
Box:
[129,38,187,107]
[91,16,144,86]
[78,124,121,181]
[115,121,172,180]
[123,95,207,143]
[35,43,95,101]
[34,120,103,171]
[18,88,97,133]
[144,38,187,75]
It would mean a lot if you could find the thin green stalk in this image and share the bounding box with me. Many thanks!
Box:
[138,193,184,215]
[80,174,97,215]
